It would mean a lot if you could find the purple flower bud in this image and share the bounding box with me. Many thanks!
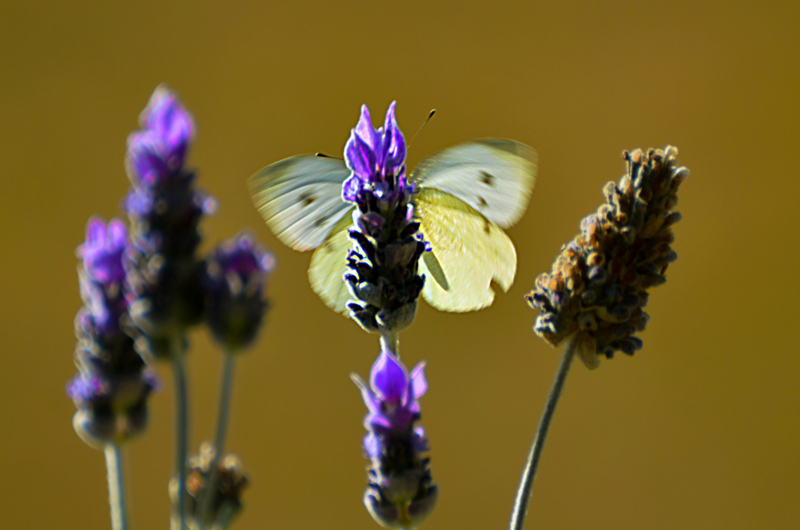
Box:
[343,102,407,203]
[126,85,195,187]
[204,233,275,351]
[80,218,128,285]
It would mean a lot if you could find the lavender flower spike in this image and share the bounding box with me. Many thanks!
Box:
[204,232,276,351]
[124,85,215,358]
[526,146,688,369]
[68,218,156,448]
[343,103,426,339]
[352,349,438,530]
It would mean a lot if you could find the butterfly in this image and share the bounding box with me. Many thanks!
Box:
[249,135,537,314]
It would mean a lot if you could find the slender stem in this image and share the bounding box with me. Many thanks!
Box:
[213,504,236,530]
[509,336,577,530]
[171,338,189,530]
[198,352,237,527]
[380,331,399,358]
[104,443,129,530]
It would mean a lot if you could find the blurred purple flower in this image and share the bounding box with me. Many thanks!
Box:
[123,86,214,356]
[205,232,276,351]
[81,218,128,285]
[126,85,195,187]
[69,218,156,448]
[352,349,437,529]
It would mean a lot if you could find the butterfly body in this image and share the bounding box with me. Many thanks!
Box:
[249,138,537,314]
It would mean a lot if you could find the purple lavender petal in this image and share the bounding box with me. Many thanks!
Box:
[81,218,128,284]
[352,373,382,416]
[126,131,170,186]
[67,374,105,402]
[364,432,383,459]
[342,174,360,202]
[354,104,379,151]
[345,131,377,180]
[370,350,408,404]
[382,101,406,171]
[140,85,194,169]
[409,361,428,400]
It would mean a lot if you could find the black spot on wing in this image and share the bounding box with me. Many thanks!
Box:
[299,192,317,207]
[478,197,488,207]
[480,171,495,186]
[483,218,492,234]
[314,216,328,228]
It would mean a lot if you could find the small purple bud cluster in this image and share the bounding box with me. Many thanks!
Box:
[352,350,438,529]
[124,86,217,358]
[204,233,276,351]
[68,219,157,447]
[169,441,249,528]
[343,103,427,335]
[526,146,688,369]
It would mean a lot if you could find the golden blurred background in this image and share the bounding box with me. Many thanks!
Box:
[1,1,798,529]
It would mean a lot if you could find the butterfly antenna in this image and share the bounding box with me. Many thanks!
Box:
[408,109,436,149]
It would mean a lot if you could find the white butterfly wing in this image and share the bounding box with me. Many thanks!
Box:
[416,188,517,312]
[248,155,353,252]
[411,138,537,228]
[308,215,353,313]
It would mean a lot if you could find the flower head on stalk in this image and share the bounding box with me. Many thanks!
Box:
[124,85,216,358]
[352,349,438,529]
[204,232,276,351]
[526,146,688,369]
[169,442,249,529]
[68,218,157,447]
[342,103,427,336]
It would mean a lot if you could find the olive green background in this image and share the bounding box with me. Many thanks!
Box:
[1,1,798,529]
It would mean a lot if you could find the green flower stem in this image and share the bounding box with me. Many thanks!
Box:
[198,352,237,528]
[171,337,189,530]
[104,443,129,530]
[509,336,577,530]
[380,331,399,358]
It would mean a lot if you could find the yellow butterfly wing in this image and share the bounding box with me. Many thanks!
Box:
[308,214,353,313]
[416,188,517,312]
[412,138,537,312]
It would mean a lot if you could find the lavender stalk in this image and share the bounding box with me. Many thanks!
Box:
[197,233,274,528]
[341,104,437,529]
[68,218,156,530]
[105,444,130,530]
[122,86,215,530]
[509,338,576,530]
[170,344,189,530]
[513,146,688,529]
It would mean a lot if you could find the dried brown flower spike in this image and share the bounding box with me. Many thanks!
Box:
[526,146,688,369]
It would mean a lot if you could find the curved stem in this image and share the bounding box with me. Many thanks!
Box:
[104,443,129,530]
[198,352,237,527]
[509,337,577,530]
[380,331,399,358]
[171,338,189,530]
